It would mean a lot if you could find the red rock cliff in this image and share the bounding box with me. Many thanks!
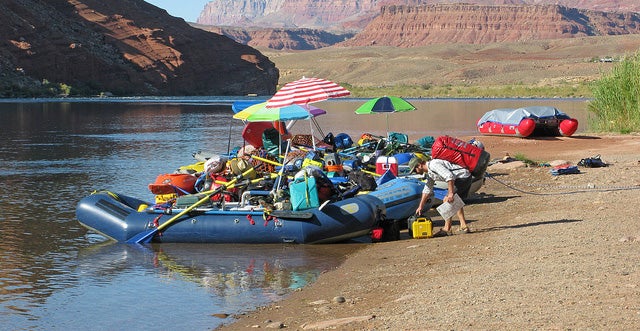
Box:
[197,0,640,32]
[201,26,354,50]
[0,0,279,96]
[341,4,640,47]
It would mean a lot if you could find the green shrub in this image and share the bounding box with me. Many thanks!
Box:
[347,82,591,98]
[513,153,538,166]
[588,52,640,133]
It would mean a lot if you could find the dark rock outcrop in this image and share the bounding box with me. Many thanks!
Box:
[0,0,279,97]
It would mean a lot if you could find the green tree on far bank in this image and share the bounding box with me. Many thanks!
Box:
[588,51,640,133]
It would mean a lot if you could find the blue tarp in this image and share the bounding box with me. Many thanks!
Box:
[477,106,570,126]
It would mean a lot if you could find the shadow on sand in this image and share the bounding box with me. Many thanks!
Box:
[476,218,583,233]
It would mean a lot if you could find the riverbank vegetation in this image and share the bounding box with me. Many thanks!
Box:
[344,81,592,99]
[588,52,640,133]
[267,36,640,101]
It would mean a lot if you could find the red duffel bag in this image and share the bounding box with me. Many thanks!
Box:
[431,135,490,177]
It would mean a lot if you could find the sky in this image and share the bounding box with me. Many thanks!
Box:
[144,0,210,22]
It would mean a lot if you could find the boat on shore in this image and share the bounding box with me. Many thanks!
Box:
[76,129,491,244]
[76,169,486,244]
[76,100,488,245]
[477,106,578,137]
[76,189,389,244]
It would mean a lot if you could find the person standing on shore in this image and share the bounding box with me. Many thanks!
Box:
[409,156,473,236]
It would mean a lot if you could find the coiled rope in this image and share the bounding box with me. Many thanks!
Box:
[485,172,640,196]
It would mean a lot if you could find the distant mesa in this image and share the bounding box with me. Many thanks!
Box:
[194,1,640,50]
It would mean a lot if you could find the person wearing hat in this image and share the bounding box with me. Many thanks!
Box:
[408,156,473,236]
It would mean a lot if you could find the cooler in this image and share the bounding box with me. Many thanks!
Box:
[290,176,320,211]
[412,217,433,239]
[376,156,398,176]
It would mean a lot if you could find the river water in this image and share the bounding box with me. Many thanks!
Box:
[0,97,589,330]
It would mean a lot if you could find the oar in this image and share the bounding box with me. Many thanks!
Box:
[127,168,255,244]
[274,139,291,192]
[251,155,282,167]
[214,176,265,186]
[361,169,381,177]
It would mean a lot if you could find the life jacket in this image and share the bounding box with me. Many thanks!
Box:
[209,174,239,202]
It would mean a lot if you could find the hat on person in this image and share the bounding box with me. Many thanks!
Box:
[408,157,422,174]
[470,138,485,150]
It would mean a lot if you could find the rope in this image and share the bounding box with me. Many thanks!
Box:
[485,172,640,196]
[246,212,256,225]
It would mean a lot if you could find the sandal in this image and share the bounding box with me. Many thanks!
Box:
[432,229,450,237]
[457,227,471,234]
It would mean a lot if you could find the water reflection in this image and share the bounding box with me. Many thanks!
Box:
[66,243,359,330]
[77,243,354,296]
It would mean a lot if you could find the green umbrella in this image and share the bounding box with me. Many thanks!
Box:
[355,96,417,134]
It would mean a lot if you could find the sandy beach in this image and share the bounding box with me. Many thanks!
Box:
[218,134,640,330]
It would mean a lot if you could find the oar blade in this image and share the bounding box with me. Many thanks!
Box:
[126,228,158,244]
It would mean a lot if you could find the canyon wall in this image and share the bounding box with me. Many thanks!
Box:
[0,0,279,96]
[197,0,640,31]
[342,4,640,47]
[195,1,640,50]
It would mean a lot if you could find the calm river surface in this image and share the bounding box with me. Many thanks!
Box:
[0,97,589,330]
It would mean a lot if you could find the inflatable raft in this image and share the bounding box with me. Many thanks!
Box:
[477,106,578,137]
[76,186,394,244]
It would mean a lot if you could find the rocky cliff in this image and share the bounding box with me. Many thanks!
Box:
[195,0,640,50]
[342,4,640,47]
[197,0,413,32]
[197,0,640,32]
[198,25,353,50]
[0,0,279,97]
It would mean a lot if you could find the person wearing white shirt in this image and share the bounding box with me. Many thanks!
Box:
[409,157,473,236]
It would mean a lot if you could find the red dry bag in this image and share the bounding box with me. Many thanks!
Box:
[431,136,490,177]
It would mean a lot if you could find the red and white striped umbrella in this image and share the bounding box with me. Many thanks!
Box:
[266,77,350,108]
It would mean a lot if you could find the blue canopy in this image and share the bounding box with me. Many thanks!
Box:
[231,100,266,113]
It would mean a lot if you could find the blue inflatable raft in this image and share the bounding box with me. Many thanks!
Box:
[76,190,388,244]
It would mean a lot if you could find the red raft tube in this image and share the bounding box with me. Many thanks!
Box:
[477,106,578,137]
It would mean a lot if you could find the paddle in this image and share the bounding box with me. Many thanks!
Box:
[127,168,255,244]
